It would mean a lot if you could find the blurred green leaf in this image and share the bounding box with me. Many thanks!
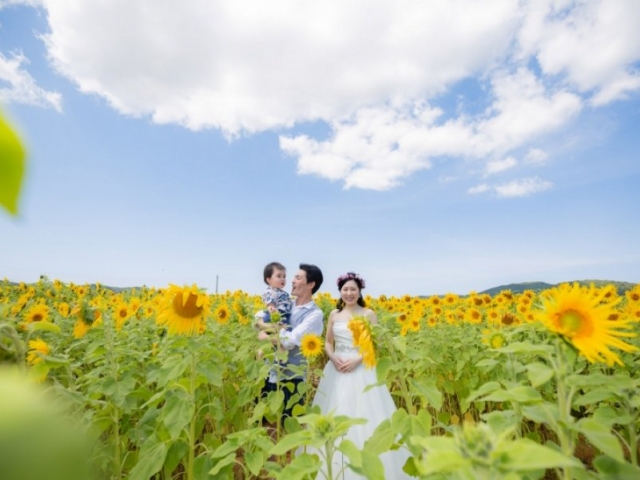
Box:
[577,419,624,462]
[526,362,554,387]
[274,452,320,480]
[208,452,235,476]
[0,111,26,216]
[497,438,582,471]
[361,448,386,480]
[126,439,167,480]
[364,419,395,455]
[27,321,61,334]
[594,455,640,479]
[162,390,194,441]
[409,376,443,410]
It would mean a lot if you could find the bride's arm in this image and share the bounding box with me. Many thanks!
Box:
[367,309,378,325]
[324,310,341,368]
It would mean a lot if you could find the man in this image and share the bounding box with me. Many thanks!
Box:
[258,263,324,419]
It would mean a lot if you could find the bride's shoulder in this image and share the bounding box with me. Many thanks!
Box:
[363,308,377,322]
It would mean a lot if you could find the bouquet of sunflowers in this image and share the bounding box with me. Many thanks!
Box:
[347,315,377,368]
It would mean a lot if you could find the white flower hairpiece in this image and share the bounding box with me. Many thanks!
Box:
[336,272,366,289]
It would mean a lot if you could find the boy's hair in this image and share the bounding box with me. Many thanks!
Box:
[299,263,324,294]
[263,262,286,284]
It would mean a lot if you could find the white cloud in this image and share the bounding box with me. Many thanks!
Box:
[37,0,520,136]
[468,183,490,195]
[518,0,640,103]
[0,50,61,110]
[9,0,640,189]
[525,148,549,165]
[494,176,553,197]
[484,156,517,176]
[281,70,580,189]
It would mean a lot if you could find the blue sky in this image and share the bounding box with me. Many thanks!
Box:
[2,1,639,297]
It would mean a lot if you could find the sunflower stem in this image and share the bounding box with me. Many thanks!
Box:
[187,346,197,480]
[553,339,575,480]
[629,421,638,467]
[385,335,415,415]
[104,313,122,479]
[626,402,639,467]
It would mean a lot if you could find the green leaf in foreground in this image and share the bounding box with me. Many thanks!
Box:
[0,112,26,216]
[496,438,582,471]
[128,441,168,480]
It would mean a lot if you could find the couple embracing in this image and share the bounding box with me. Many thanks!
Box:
[257,263,411,479]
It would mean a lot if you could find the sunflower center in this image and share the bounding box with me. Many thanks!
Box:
[491,335,505,349]
[33,313,43,322]
[558,309,592,337]
[172,293,202,319]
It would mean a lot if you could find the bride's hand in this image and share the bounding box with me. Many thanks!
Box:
[330,355,345,371]
[339,357,362,373]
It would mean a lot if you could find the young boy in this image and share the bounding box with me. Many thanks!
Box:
[255,261,293,332]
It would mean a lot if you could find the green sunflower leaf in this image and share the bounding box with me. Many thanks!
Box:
[0,112,26,216]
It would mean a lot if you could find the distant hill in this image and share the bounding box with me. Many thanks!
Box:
[480,280,637,296]
[480,282,554,296]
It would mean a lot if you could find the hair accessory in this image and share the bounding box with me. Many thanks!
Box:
[336,272,366,289]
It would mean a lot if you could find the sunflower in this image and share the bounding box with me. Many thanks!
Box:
[486,308,501,325]
[469,295,484,307]
[482,329,506,349]
[401,315,421,336]
[156,284,211,336]
[537,282,638,366]
[23,304,49,323]
[73,319,90,339]
[113,302,130,330]
[347,316,376,368]
[465,308,483,324]
[301,333,324,359]
[71,301,100,338]
[626,286,640,304]
[27,339,50,365]
[625,303,640,322]
[501,290,514,300]
[517,302,530,315]
[500,312,517,327]
[229,299,249,325]
[444,293,458,305]
[599,285,618,303]
[57,302,70,318]
[213,304,230,325]
[129,297,142,316]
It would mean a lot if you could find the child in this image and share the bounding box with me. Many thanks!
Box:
[255,261,293,332]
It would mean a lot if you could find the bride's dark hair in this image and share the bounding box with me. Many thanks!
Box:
[336,272,366,311]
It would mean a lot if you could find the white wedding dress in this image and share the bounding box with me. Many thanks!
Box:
[310,319,411,479]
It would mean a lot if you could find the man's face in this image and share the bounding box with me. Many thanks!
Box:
[291,269,309,297]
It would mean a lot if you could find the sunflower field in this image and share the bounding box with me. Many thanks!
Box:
[1,277,640,480]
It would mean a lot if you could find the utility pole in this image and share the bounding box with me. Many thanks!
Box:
[215,275,219,294]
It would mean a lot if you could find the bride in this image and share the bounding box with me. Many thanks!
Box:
[310,272,411,479]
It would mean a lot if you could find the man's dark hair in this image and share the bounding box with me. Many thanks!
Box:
[263,262,286,284]
[299,263,323,294]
